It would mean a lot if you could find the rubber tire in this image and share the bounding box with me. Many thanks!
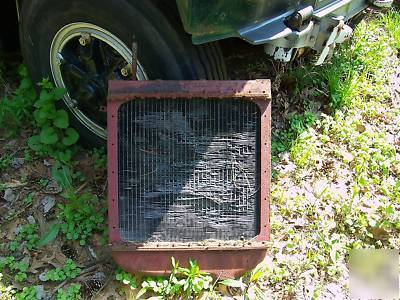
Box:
[19,0,226,148]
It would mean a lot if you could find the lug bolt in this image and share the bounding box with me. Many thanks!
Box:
[121,65,132,77]
[79,33,91,46]
[69,99,78,108]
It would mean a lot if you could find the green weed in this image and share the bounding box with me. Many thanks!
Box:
[0,154,12,171]
[219,263,268,299]
[92,148,107,171]
[115,270,137,290]
[9,224,39,252]
[15,286,38,300]
[28,79,79,163]
[50,161,106,245]
[23,193,34,206]
[131,258,212,299]
[58,191,106,246]
[0,257,29,283]
[44,259,81,282]
[56,284,81,300]
[0,66,37,137]
[383,10,400,48]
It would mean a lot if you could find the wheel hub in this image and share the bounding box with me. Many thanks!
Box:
[75,76,106,109]
[50,23,148,140]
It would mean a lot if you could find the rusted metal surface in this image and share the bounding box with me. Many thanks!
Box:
[107,79,271,101]
[111,249,268,278]
[111,241,268,251]
[107,79,271,278]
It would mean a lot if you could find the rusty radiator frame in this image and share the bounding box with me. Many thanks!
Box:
[107,80,271,278]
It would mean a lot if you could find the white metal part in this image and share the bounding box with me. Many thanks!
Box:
[336,24,353,43]
[265,45,293,62]
[315,19,352,66]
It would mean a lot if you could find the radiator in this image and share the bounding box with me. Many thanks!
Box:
[107,80,271,277]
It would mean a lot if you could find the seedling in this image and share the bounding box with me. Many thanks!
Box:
[0,66,37,136]
[115,270,137,290]
[44,259,81,282]
[91,148,107,171]
[58,191,106,245]
[28,79,79,163]
[56,284,81,300]
[9,224,39,252]
[135,258,213,299]
[23,193,34,206]
[0,257,29,283]
[15,286,38,300]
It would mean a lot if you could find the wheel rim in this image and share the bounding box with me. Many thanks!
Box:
[50,22,148,140]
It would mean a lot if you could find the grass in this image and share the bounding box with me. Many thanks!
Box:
[0,8,399,300]
[267,10,400,298]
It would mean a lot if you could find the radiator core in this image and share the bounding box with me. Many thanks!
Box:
[117,98,261,243]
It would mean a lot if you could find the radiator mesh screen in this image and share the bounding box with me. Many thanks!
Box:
[118,99,260,242]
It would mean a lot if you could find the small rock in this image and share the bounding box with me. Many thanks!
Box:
[43,160,52,167]
[342,151,354,163]
[41,196,55,214]
[27,215,36,224]
[3,188,16,202]
[38,271,47,282]
[5,139,17,149]
[278,152,290,162]
[325,283,344,299]
[14,226,23,235]
[11,158,24,169]
[45,180,62,194]
[88,246,98,259]
[35,285,46,300]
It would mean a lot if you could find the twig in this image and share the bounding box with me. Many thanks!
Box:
[75,182,88,194]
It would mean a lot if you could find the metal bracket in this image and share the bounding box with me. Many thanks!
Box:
[131,37,138,79]
[315,18,353,65]
[120,36,138,79]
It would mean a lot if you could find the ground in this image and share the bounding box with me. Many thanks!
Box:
[0,8,399,300]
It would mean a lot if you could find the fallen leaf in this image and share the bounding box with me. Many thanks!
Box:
[37,224,60,248]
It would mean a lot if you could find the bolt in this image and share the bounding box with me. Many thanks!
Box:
[69,99,78,108]
[121,65,132,77]
[79,33,91,46]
